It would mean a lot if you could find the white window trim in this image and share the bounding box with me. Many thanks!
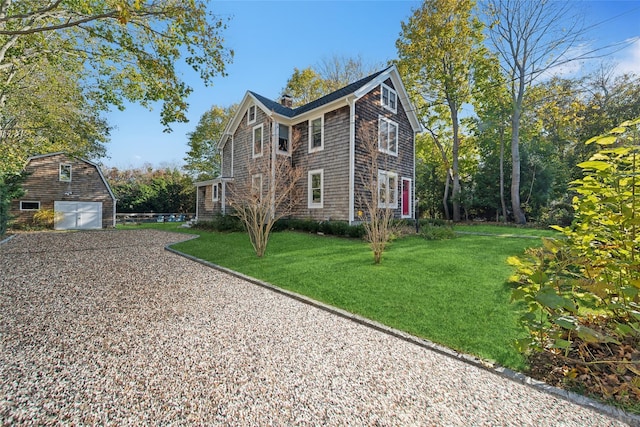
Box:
[252,124,263,158]
[247,105,257,125]
[20,201,41,211]
[59,163,72,182]
[378,170,398,209]
[308,169,324,209]
[308,116,324,153]
[277,123,291,156]
[378,116,398,156]
[212,184,219,202]
[381,83,397,113]
[251,174,263,202]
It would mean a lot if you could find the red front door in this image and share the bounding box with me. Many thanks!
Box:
[402,178,411,217]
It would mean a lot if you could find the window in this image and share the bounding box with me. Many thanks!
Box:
[378,117,398,155]
[251,174,263,201]
[308,169,324,208]
[248,105,256,124]
[212,184,219,201]
[378,171,398,209]
[253,124,263,158]
[308,116,324,152]
[278,123,290,154]
[59,164,72,182]
[20,201,40,211]
[381,83,397,113]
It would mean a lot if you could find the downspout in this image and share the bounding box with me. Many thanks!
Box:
[220,182,225,216]
[271,117,276,219]
[347,96,356,224]
[413,129,418,228]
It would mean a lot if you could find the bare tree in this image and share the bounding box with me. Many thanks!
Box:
[356,120,403,264]
[485,0,585,224]
[227,120,303,257]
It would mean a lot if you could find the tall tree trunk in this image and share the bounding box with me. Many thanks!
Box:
[499,126,507,223]
[443,170,451,220]
[511,74,527,225]
[451,108,461,222]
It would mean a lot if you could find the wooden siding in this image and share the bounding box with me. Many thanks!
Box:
[216,76,416,224]
[10,153,116,228]
[353,78,415,219]
[222,105,272,214]
[291,105,351,221]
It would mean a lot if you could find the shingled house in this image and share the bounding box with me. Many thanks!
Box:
[195,65,421,224]
[10,152,116,229]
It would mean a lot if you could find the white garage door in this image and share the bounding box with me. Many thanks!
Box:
[54,201,102,230]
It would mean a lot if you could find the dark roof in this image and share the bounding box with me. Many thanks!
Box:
[250,66,392,119]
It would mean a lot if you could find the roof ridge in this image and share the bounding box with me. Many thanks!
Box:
[250,66,393,118]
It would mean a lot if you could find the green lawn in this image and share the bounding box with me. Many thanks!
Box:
[150,224,547,370]
[453,223,560,237]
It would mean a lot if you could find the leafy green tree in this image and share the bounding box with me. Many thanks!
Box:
[470,48,511,221]
[484,0,584,224]
[184,104,237,180]
[105,166,195,213]
[0,0,232,127]
[0,0,232,232]
[281,56,380,107]
[280,67,327,107]
[396,0,485,222]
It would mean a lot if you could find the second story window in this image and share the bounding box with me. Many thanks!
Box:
[378,117,398,156]
[253,124,263,158]
[381,83,397,113]
[278,123,290,154]
[248,105,256,124]
[309,116,324,152]
[59,164,72,182]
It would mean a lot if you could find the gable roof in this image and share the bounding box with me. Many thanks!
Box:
[220,65,421,148]
[249,67,391,119]
[26,152,117,201]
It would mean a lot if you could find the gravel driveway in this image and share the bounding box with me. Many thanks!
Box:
[0,230,635,426]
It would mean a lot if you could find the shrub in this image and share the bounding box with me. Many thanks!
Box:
[33,209,56,228]
[509,118,640,406]
[193,214,244,232]
[420,223,455,240]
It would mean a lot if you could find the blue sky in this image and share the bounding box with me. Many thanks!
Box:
[103,0,640,170]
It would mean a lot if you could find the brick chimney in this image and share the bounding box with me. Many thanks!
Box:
[280,94,293,108]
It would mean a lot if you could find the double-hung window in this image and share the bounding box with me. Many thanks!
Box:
[59,164,72,182]
[308,169,324,208]
[378,170,398,209]
[251,174,263,201]
[378,117,398,155]
[253,124,263,158]
[278,123,290,154]
[381,83,397,113]
[308,116,324,152]
[248,105,256,124]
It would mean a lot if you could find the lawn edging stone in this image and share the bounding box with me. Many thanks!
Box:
[165,243,640,427]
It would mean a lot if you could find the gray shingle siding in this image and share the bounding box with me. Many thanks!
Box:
[212,67,417,224]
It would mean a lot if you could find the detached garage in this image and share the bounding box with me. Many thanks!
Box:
[10,153,117,230]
